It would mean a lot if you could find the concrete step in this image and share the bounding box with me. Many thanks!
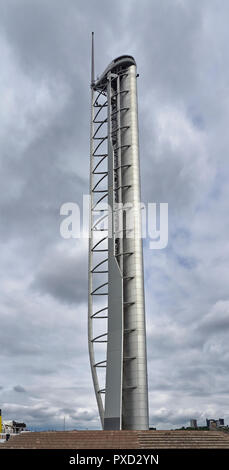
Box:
[1,430,229,449]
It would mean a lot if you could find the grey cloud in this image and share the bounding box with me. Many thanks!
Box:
[0,323,42,358]
[149,408,204,427]
[70,409,98,422]
[32,242,88,304]
[1,0,123,81]
[60,407,75,415]
[1,400,100,430]
[1,0,84,79]
[198,301,229,334]
[14,385,26,393]
[131,0,204,99]
[0,91,87,246]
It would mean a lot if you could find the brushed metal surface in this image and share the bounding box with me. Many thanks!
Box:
[120,65,149,430]
[104,75,123,429]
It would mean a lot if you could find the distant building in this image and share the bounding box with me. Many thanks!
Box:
[3,420,26,434]
[210,421,217,429]
[206,418,224,429]
[190,419,198,429]
[217,419,224,426]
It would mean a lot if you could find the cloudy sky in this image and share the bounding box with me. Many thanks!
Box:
[1,0,229,431]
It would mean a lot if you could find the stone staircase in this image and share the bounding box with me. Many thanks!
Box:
[0,430,229,449]
[138,430,229,448]
[0,431,139,449]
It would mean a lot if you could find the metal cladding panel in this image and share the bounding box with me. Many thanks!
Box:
[121,65,149,430]
[104,127,123,429]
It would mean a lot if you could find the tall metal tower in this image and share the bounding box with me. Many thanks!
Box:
[88,33,149,430]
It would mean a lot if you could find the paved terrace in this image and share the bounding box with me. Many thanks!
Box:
[1,430,229,449]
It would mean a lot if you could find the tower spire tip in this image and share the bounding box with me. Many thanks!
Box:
[91,32,95,85]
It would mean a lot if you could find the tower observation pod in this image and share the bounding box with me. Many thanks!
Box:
[88,33,149,430]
